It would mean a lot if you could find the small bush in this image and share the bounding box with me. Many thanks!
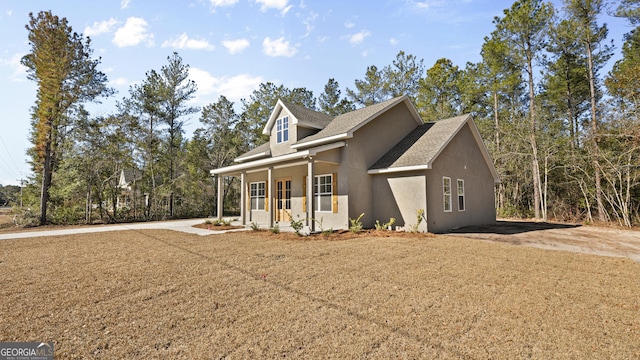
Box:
[250,222,260,231]
[288,212,305,236]
[349,213,365,233]
[409,209,425,233]
[270,224,280,234]
[375,217,396,231]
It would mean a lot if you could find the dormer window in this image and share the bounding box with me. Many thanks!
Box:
[276,117,289,143]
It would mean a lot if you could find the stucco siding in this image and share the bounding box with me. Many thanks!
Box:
[270,108,297,157]
[344,103,420,227]
[372,172,427,232]
[425,123,496,233]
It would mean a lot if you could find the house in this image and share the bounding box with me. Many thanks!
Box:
[210,95,499,233]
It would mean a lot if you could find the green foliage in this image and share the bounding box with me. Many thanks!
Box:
[318,78,355,116]
[349,213,365,233]
[375,218,396,231]
[250,222,260,231]
[270,223,280,234]
[288,212,305,236]
[410,209,425,233]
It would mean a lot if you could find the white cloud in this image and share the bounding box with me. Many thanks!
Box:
[109,77,130,87]
[347,30,370,46]
[1,54,28,82]
[121,0,131,9]
[221,38,250,54]
[411,0,445,11]
[189,68,263,103]
[262,36,297,57]
[113,17,154,47]
[210,0,238,6]
[84,18,119,37]
[344,20,355,29]
[255,0,290,12]
[301,12,318,38]
[162,33,214,50]
[389,37,399,46]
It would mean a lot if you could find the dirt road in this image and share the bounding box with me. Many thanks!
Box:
[448,220,640,262]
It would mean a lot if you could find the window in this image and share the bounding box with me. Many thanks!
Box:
[314,174,333,212]
[250,182,266,210]
[276,117,289,143]
[443,177,452,212]
[457,179,465,211]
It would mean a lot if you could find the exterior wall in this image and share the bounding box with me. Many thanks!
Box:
[372,172,427,232]
[425,123,496,233]
[241,151,348,230]
[344,103,420,227]
[269,108,297,157]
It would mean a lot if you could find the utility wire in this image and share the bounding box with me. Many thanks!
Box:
[0,135,23,177]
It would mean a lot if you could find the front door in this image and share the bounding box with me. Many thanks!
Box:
[275,178,291,222]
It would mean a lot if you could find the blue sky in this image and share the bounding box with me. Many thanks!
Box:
[0,0,632,186]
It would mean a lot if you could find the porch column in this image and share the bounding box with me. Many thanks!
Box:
[216,174,223,220]
[267,167,274,228]
[240,172,246,225]
[306,158,315,232]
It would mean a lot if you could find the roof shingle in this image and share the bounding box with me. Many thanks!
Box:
[370,114,471,170]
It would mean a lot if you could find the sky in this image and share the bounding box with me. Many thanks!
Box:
[0,0,633,187]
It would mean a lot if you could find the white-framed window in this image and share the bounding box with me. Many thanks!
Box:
[457,179,465,211]
[443,177,452,212]
[314,174,332,212]
[250,181,266,211]
[276,117,289,143]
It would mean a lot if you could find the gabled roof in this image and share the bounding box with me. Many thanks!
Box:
[262,99,333,135]
[291,95,422,149]
[369,114,500,183]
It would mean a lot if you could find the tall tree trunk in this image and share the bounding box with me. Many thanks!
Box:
[586,40,606,222]
[39,138,53,225]
[527,58,542,220]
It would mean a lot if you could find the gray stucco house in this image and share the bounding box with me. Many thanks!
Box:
[210,95,499,233]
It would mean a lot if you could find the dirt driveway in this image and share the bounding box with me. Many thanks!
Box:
[448,220,640,263]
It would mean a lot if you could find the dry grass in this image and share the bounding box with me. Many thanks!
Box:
[1,230,639,359]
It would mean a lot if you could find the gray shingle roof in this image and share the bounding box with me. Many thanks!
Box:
[279,99,334,128]
[235,141,271,162]
[370,114,471,170]
[294,96,407,146]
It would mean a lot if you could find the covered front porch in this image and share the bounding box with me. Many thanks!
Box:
[210,143,345,232]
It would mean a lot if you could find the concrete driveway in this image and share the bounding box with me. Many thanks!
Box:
[0,218,247,240]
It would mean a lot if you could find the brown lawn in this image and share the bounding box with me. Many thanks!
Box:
[0,230,639,359]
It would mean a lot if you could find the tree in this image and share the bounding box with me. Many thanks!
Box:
[493,0,554,220]
[382,51,425,101]
[416,58,462,121]
[318,78,355,116]
[157,52,199,217]
[346,65,388,107]
[199,96,243,216]
[21,11,112,225]
[562,0,614,222]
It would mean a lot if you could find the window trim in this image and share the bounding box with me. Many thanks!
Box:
[314,174,333,212]
[276,116,289,144]
[443,177,452,212]
[457,179,465,212]
[250,181,266,211]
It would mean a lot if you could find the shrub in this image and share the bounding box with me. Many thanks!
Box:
[375,217,396,231]
[288,212,305,236]
[250,222,260,231]
[409,209,425,233]
[349,213,365,233]
[270,224,280,234]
